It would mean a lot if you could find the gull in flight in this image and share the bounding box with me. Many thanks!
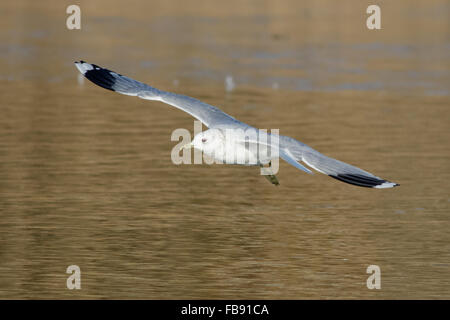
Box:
[75,61,398,188]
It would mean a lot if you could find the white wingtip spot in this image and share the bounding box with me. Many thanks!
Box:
[374,181,399,189]
[74,61,93,75]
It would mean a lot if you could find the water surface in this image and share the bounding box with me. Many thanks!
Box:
[0,0,449,299]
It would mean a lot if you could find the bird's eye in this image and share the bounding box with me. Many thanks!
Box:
[201,138,207,143]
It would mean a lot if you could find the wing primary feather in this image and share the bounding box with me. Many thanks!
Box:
[74,61,242,128]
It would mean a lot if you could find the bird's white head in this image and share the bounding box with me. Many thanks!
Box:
[182,129,224,157]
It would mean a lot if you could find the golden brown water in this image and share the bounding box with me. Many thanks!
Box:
[0,0,449,299]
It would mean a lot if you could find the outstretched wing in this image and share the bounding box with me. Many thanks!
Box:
[280,135,399,188]
[279,148,313,174]
[230,130,395,188]
[75,61,243,128]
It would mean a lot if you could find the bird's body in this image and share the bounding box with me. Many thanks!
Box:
[75,61,398,188]
[186,128,275,166]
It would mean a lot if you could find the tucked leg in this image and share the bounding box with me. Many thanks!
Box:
[260,162,280,186]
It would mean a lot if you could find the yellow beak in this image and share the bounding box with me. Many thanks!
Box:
[181,142,193,150]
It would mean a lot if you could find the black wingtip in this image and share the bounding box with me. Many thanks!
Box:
[329,173,398,189]
[81,63,117,92]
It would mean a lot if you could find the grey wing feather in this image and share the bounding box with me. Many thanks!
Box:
[279,148,313,174]
[280,135,399,188]
[74,61,243,128]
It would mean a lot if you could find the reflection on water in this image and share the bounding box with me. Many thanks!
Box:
[0,0,449,299]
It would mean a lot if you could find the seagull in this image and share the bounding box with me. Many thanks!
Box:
[74,61,399,188]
